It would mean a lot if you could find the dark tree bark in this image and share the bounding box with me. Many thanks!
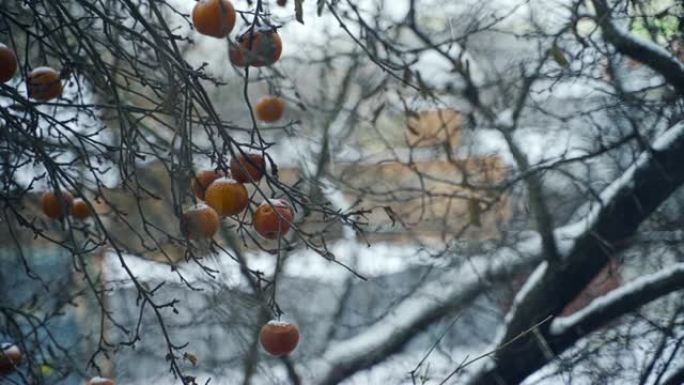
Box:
[468,123,684,384]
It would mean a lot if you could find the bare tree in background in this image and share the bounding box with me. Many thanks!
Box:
[2,0,684,385]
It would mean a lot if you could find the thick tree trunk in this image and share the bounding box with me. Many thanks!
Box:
[468,124,684,384]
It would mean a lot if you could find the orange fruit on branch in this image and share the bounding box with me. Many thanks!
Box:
[230,153,266,183]
[260,321,299,356]
[255,96,285,123]
[229,28,283,67]
[27,67,62,101]
[253,199,294,239]
[181,204,220,239]
[70,198,92,220]
[191,169,227,200]
[0,343,21,374]
[0,44,17,83]
[192,0,236,38]
[204,177,249,216]
[41,191,74,219]
[87,376,115,385]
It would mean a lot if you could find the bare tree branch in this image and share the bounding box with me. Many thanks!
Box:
[551,263,684,338]
[468,121,684,384]
[592,0,684,94]
[312,237,543,385]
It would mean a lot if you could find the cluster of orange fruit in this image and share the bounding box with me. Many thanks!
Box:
[192,0,283,68]
[13,0,299,364]
[192,1,298,359]
[192,0,287,122]
[41,191,91,220]
[0,44,63,101]
[185,0,292,242]
[182,152,295,241]
[191,0,298,359]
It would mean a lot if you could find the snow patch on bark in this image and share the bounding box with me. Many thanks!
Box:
[550,263,684,335]
[555,122,684,256]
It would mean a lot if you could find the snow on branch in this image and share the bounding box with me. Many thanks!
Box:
[466,121,684,384]
[309,234,543,385]
[591,0,684,94]
[555,121,684,255]
[550,263,684,336]
[311,120,684,385]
